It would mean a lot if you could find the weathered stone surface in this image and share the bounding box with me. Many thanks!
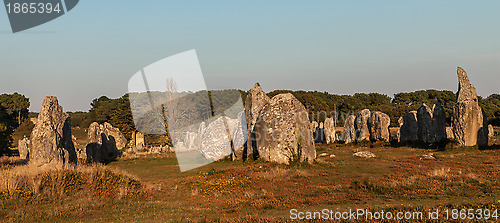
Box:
[314,122,325,143]
[489,125,495,138]
[136,132,145,148]
[244,83,270,160]
[369,111,390,142]
[18,137,30,160]
[416,102,447,144]
[417,104,434,143]
[421,154,436,160]
[103,123,127,150]
[353,151,376,158]
[85,122,126,163]
[432,102,447,142]
[199,116,234,160]
[30,96,77,166]
[446,127,455,140]
[310,121,318,141]
[355,109,371,141]
[311,121,318,130]
[452,67,488,146]
[324,117,336,144]
[343,115,356,144]
[252,93,316,164]
[399,111,418,143]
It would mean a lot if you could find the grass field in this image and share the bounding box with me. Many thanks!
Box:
[2,135,500,222]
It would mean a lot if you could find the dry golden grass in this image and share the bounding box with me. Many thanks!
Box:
[0,162,145,203]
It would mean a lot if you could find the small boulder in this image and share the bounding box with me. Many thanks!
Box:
[353,151,376,158]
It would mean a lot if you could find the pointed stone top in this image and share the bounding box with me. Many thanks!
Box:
[457,67,478,102]
[254,82,261,88]
[39,96,63,115]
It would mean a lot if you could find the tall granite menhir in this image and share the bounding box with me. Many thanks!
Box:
[243,83,270,160]
[452,67,488,146]
[30,96,77,166]
[252,93,316,164]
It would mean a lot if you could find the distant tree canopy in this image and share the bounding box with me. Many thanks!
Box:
[0,105,13,155]
[85,94,135,140]
[0,92,30,126]
[265,89,500,127]
[0,93,29,155]
[2,88,496,155]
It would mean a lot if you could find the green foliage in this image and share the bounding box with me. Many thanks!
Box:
[67,111,89,128]
[253,89,500,127]
[393,90,457,124]
[0,93,29,154]
[86,94,135,140]
[0,106,13,155]
[0,92,30,126]
[481,94,500,126]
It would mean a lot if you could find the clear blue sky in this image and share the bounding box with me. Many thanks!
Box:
[1,1,499,111]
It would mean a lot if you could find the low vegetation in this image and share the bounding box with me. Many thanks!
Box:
[2,134,500,222]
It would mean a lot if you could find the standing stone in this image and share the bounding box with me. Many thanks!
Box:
[446,127,455,140]
[199,116,234,160]
[85,122,126,163]
[417,104,434,143]
[103,122,127,150]
[315,122,325,143]
[452,67,488,146]
[432,102,447,142]
[369,111,391,142]
[136,132,145,148]
[343,115,356,144]
[18,137,30,160]
[489,125,495,138]
[324,117,336,144]
[310,121,318,141]
[30,96,77,166]
[416,102,447,144]
[244,83,271,160]
[252,93,316,164]
[399,111,418,143]
[355,109,371,141]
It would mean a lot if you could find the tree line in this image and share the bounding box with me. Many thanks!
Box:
[1,89,499,154]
